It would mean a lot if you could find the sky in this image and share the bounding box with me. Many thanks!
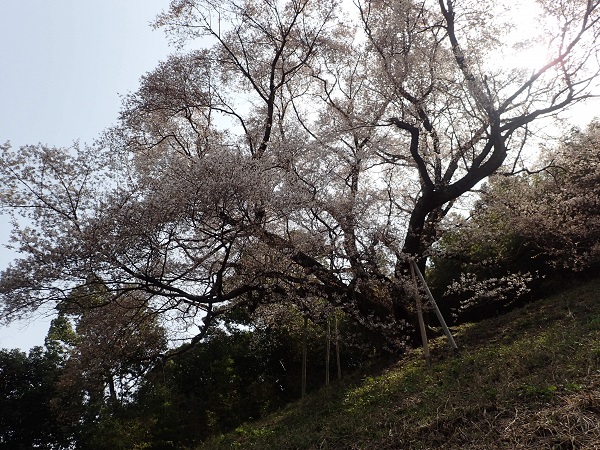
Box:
[0,0,174,350]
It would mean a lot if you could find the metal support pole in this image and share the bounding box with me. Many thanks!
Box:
[302,316,308,398]
[410,260,458,351]
[411,261,431,366]
[325,317,330,386]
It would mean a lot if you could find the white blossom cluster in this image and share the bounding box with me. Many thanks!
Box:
[445,271,535,313]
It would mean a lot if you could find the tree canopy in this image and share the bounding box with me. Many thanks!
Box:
[1,0,600,350]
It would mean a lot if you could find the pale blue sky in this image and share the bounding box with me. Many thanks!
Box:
[0,0,174,350]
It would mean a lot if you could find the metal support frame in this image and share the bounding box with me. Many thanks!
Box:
[409,259,458,365]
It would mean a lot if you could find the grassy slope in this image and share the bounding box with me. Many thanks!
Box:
[199,278,600,449]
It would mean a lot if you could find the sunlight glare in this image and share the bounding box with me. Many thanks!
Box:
[505,2,551,73]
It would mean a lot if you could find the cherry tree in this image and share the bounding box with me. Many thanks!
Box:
[445,119,600,274]
[1,0,599,351]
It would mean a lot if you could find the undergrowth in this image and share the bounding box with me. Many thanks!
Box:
[198,278,600,449]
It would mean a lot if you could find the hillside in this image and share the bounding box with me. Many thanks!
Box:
[199,277,600,449]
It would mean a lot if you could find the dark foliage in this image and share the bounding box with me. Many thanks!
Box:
[0,347,72,449]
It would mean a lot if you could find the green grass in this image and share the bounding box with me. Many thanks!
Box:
[198,278,600,449]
